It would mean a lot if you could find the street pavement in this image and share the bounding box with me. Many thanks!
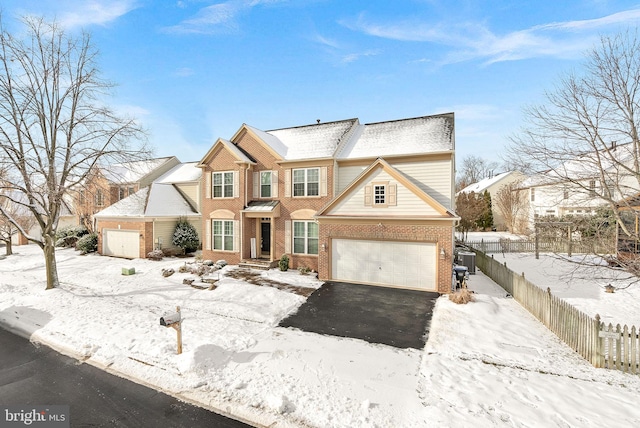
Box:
[0,327,252,427]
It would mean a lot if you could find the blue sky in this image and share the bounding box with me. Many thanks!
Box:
[4,1,640,166]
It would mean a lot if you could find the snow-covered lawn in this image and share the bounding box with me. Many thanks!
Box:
[1,245,640,427]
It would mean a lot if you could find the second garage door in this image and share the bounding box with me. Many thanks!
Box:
[331,239,437,291]
[103,229,140,259]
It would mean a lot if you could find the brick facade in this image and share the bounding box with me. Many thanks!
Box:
[96,220,153,259]
[198,119,456,293]
[318,221,454,293]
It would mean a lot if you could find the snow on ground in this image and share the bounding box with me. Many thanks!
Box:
[2,245,640,427]
[461,231,640,327]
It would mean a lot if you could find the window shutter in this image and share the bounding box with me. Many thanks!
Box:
[284,220,291,253]
[388,184,397,206]
[206,172,211,199]
[284,169,291,197]
[320,166,328,196]
[253,172,259,199]
[233,220,239,252]
[364,184,372,206]
[272,170,278,197]
[233,170,240,198]
[205,220,211,250]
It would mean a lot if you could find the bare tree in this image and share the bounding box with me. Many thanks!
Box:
[505,29,640,268]
[0,16,147,289]
[494,181,529,234]
[455,191,486,241]
[456,155,500,191]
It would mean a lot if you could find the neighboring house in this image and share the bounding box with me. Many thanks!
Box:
[458,171,525,231]
[94,162,202,259]
[74,156,181,231]
[197,113,458,293]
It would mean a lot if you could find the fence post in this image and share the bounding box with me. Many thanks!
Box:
[594,314,603,368]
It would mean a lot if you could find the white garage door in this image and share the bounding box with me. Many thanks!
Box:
[331,239,437,291]
[103,229,140,259]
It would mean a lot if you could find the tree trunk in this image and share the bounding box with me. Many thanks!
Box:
[43,234,59,290]
[1,238,11,255]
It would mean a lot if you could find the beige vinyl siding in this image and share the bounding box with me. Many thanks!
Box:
[154,220,180,250]
[336,165,368,193]
[174,183,199,212]
[394,159,452,210]
[330,169,441,216]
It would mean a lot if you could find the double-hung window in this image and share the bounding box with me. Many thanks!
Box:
[213,172,234,198]
[260,171,272,198]
[293,168,319,197]
[293,221,319,255]
[212,220,234,251]
[95,190,104,207]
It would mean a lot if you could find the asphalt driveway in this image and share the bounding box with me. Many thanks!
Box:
[279,281,439,349]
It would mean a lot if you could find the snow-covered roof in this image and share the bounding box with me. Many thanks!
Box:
[101,157,176,184]
[459,171,518,194]
[155,162,201,184]
[336,114,454,159]
[263,119,358,160]
[94,183,198,218]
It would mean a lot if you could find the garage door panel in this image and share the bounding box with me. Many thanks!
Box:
[103,229,140,259]
[332,239,436,291]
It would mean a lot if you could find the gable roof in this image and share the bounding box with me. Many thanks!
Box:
[458,171,522,195]
[336,113,454,159]
[317,158,456,219]
[155,162,201,184]
[204,113,454,165]
[94,183,199,218]
[198,138,256,167]
[265,119,358,160]
[101,156,178,184]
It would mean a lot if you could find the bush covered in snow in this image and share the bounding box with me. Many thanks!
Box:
[172,217,200,254]
[55,225,89,248]
[76,233,98,254]
[147,249,164,260]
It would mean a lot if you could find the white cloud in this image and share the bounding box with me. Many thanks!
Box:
[163,0,289,35]
[343,8,640,65]
[56,0,140,28]
[341,49,380,64]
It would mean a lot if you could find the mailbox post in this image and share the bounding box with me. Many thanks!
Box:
[160,306,182,354]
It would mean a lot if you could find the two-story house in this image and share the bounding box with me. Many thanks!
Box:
[198,113,458,293]
[74,156,181,231]
[94,161,202,259]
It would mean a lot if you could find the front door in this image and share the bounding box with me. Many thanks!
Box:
[260,222,271,256]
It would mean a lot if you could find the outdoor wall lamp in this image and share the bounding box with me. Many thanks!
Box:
[440,247,446,259]
[321,243,326,252]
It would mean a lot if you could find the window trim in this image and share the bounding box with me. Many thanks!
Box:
[292,220,319,255]
[292,167,320,197]
[260,171,272,198]
[95,190,104,207]
[372,182,388,207]
[212,219,234,251]
[212,171,234,199]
